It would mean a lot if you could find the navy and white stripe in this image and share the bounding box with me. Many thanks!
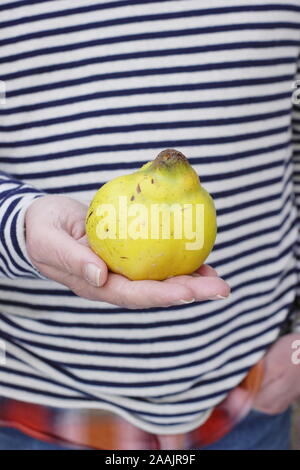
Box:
[0,0,300,433]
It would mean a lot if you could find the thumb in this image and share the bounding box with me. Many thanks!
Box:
[44,228,108,287]
[219,386,252,420]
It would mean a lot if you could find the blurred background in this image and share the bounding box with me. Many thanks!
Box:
[292,401,300,449]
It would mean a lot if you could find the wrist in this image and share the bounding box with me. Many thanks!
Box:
[19,193,49,280]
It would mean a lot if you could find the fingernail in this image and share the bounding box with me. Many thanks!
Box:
[84,263,101,287]
[179,298,195,304]
[191,273,201,277]
[208,294,227,300]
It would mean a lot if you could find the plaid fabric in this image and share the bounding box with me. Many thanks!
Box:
[0,361,264,450]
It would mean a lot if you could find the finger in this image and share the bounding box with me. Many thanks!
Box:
[252,382,291,414]
[252,369,293,414]
[33,261,111,302]
[194,264,219,277]
[165,275,230,300]
[77,234,89,247]
[36,255,228,307]
[34,262,194,308]
[99,274,195,308]
[252,399,289,415]
[35,227,108,287]
[220,387,251,418]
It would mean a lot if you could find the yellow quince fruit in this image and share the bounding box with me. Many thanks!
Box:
[85,149,217,280]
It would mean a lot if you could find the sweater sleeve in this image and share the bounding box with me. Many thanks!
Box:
[0,170,48,280]
[292,53,300,334]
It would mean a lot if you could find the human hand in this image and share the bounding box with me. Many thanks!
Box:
[251,333,300,414]
[25,194,230,309]
[220,333,300,417]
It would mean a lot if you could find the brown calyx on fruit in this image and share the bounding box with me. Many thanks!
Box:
[150,149,188,169]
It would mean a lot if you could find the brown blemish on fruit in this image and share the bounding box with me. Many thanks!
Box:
[130,195,135,201]
[151,178,154,184]
[136,184,141,193]
[120,256,128,259]
[86,210,94,222]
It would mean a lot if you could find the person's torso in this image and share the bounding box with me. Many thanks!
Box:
[0,0,299,432]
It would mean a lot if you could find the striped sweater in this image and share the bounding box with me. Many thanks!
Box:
[0,0,300,434]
